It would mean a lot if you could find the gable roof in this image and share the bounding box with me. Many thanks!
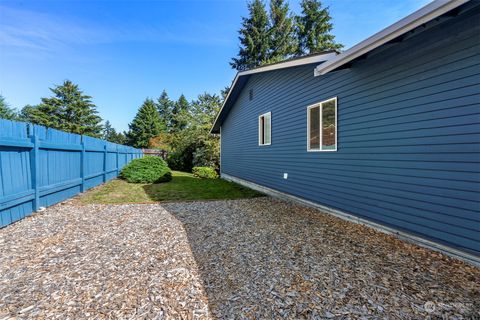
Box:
[211,0,471,134]
[314,0,470,76]
[210,51,337,133]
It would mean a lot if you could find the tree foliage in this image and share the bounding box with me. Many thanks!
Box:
[166,93,221,172]
[231,0,343,70]
[267,0,296,64]
[18,105,35,122]
[127,98,165,148]
[230,0,271,71]
[157,89,174,131]
[296,0,343,55]
[21,80,103,137]
[170,94,190,132]
[103,120,127,144]
[0,95,18,120]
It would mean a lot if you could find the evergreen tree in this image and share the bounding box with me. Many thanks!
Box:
[127,99,164,148]
[190,93,222,129]
[171,94,189,132]
[102,120,126,144]
[18,105,35,122]
[230,0,270,71]
[0,95,18,120]
[157,90,174,131]
[168,92,222,171]
[295,0,343,55]
[114,131,127,145]
[103,120,115,140]
[22,80,103,137]
[267,0,296,63]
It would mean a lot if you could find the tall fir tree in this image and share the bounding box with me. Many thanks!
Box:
[157,89,174,131]
[295,0,343,55]
[103,120,115,139]
[22,80,103,137]
[0,95,18,120]
[190,93,222,129]
[127,99,164,148]
[170,94,189,132]
[102,120,126,144]
[18,105,35,122]
[230,0,270,71]
[267,0,297,63]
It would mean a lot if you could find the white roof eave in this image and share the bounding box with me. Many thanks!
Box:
[314,0,469,77]
[210,52,337,133]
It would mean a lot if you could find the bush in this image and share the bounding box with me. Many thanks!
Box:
[120,156,172,183]
[192,166,219,179]
[167,143,197,172]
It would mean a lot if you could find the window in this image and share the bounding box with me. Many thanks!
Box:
[259,112,271,146]
[307,97,337,151]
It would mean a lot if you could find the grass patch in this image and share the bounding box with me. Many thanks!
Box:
[78,171,263,204]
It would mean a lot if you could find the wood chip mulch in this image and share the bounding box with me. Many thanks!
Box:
[0,198,478,319]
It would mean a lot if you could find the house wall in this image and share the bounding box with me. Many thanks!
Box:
[220,6,480,256]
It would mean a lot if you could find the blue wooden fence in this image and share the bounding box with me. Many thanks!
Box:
[0,119,142,228]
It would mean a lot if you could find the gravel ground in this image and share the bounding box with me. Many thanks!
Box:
[0,198,479,319]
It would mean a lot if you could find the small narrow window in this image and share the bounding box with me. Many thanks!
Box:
[258,112,271,146]
[307,97,337,151]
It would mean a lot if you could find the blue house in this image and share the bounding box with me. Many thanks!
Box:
[211,0,480,264]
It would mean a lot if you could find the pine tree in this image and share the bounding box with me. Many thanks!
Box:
[102,121,117,141]
[0,95,18,120]
[171,94,189,132]
[18,105,35,122]
[22,80,103,137]
[295,0,343,55]
[267,0,296,63]
[102,121,127,144]
[230,0,270,71]
[157,90,174,131]
[190,93,222,129]
[114,131,127,145]
[127,99,164,148]
[103,120,113,139]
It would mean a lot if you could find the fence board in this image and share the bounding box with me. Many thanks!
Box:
[0,119,142,227]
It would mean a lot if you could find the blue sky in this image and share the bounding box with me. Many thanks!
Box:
[0,0,430,132]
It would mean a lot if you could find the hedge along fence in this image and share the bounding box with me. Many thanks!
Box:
[0,119,142,228]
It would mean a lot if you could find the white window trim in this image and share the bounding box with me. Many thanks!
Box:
[307,97,337,152]
[258,111,271,146]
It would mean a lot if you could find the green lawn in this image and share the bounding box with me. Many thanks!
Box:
[78,171,263,204]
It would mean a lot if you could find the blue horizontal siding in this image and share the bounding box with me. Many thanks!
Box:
[220,6,480,255]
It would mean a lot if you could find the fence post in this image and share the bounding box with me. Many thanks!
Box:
[103,143,107,183]
[30,126,40,212]
[116,145,119,177]
[80,136,85,192]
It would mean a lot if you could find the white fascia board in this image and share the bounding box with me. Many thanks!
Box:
[210,72,241,134]
[210,52,337,133]
[240,52,337,76]
[314,0,469,77]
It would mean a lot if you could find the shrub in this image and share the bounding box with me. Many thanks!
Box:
[167,143,197,172]
[120,156,172,183]
[192,166,219,179]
